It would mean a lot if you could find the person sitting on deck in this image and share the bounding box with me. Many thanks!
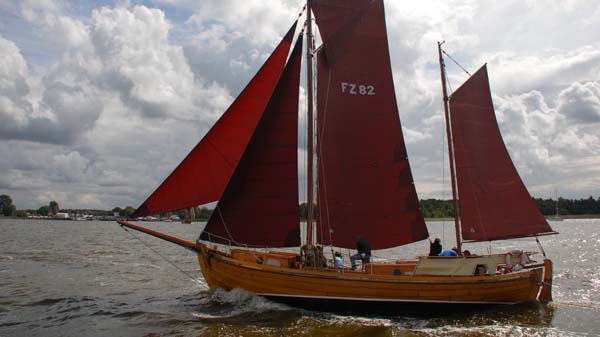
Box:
[439,247,459,256]
[429,238,442,256]
[334,251,344,269]
[350,236,371,270]
[300,244,316,267]
[316,245,327,269]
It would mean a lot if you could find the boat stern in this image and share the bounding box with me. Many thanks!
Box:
[537,259,553,302]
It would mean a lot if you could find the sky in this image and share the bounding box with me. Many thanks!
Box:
[0,0,599,210]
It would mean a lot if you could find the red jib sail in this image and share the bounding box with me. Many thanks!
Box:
[199,34,303,247]
[131,22,297,219]
[313,0,428,249]
[449,65,556,241]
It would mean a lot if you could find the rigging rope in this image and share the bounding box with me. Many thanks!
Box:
[440,74,447,245]
[319,67,335,251]
[535,236,547,258]
[215,205,242,248]
[442,50,471,76]
[121,226,208,289]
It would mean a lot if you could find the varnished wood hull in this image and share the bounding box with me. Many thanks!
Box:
[197,246,545,312]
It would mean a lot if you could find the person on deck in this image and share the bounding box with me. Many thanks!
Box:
[301,244,316,267]
[439,247,459,256]
[316,245,327,269]
[429,238,442,256]
[350,236,371,270]
[334,251,344,269]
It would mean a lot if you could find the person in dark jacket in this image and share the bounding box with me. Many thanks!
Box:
[350,236,371,270]
[429,238,442,256]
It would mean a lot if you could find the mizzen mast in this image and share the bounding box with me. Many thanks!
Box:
[437,41,462,254]
[305,0,316,245]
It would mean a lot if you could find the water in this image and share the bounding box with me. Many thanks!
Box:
[0,218,598,336]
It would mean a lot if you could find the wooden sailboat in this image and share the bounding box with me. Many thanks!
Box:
[118,0,557,312]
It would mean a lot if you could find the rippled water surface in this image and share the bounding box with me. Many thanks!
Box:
[1,219,598,336]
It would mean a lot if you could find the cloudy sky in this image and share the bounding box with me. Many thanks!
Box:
[0,0,599,210]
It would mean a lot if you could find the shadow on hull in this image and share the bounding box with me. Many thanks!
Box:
[263,295,520,316]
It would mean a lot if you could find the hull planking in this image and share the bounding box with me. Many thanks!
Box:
[197,245,545,313]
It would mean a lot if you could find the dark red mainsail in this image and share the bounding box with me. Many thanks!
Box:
[313,0,428,249]
[449,65,556,241]
[199,34,303,247]
[132,22,297,218]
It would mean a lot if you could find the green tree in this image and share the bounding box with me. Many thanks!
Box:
[197,207,213,220]
[124,206,136,217]
[37,205,50,216]
[49,200,60,215]
[0,195,16,216]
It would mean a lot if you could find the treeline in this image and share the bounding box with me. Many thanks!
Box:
[534,197,600,216]
[419,197,600,218]
[65,196,600,219]
[420,199,455,218]
[1,195,62,217]
[94,206,213,220]
[162,207,213,221]
[3,193,600,219]
[301,198,600,219]
[301,200,457,219]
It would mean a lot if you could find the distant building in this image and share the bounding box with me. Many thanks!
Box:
[54,212,70,219]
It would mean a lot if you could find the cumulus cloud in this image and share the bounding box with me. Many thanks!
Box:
[0,34,103,144]
[179,0,302,45]
[0,3,236,208]
[90,6,202,120]
[557,81,600,123]
[379,1,600,200]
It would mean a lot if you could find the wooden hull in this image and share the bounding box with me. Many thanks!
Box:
[197,246,545,312]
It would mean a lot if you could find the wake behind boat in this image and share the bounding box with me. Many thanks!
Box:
[118,0,556,312]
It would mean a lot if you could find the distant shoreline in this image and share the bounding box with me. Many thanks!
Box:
[425,214,600,222]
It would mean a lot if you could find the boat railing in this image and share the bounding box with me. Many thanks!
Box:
[202,231,290,264]
[202,232,234,256]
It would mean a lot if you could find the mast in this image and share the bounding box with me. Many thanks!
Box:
[437,41,462,254]
[306,0,315,245]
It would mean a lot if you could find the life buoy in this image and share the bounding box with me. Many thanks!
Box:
[502,250,525,273]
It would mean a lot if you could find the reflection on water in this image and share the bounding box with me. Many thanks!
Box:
[193,292,560,337]
[0,219,598,336]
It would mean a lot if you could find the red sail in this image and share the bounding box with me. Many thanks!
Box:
[199,35,303,247]
[449,65,556,241]
[313,0,428,249]
[132,23,297,218]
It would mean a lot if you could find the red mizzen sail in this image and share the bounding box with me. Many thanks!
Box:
[131,22,297,219]
[313,0,428,249]
[449,65,556,242]
[199,34,303,247]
